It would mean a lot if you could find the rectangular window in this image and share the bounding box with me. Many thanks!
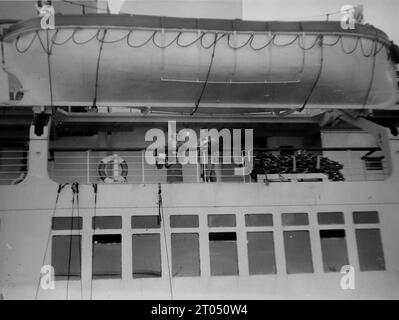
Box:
[92,234,122,279]
[317,212,344,225]
[170,215,199,228]
[92,216,122,229]
[355,229,385,271]
[171,233,200,277]
[245,214,273,227]
[132,234,161,278]
[131,215,160,229]
[320,230,349,272]
[364,157,383,171]
[353,211,379,224]
[247,232,276,275]
[51,235,81,280]
[208,214,236,227]
[52,217,82,230]
[282,213,309,226]
[283,231,313,274]
[209,232,238,276]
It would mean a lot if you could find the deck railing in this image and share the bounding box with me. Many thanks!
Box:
[0,149,28,185]
[44,147,388,185]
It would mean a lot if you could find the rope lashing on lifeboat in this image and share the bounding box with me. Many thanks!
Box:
[35,183,69,300]
[297,35,324,112]
[191,33,222,116]
[360,26,380,116]
[98,154,128,183]
[93,29,107,108]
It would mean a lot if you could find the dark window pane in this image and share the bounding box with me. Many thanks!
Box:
[208,214,236,227]
[170,215,199,228]
[52,217,82,230]
[131,216,160,229]
[92,234,121,279]
[284,231,313,274]
[51,235,81,280]
[92,216,122,229]
[282,213,309,226]
[356,229,385,271]
[209,232,238,275]
[320,230,349,272]
[132,234,161,278]
[353,211,379,224]
[172,233,200,277]
[245,214,273,227]
[247,232,276,275]
[317,212,344,225]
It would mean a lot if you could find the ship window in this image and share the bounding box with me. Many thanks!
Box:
[92,234,122,279]
[92,216,122,229]
[170,215,199,228]
[353,211,379,224]
[52,217,82,230]
[320,230,349,272]
[247,232,276,275]
[171,233,200,277]
[355,229,385,271]
[245,214,273,227]
[208,214,236,227]
[363,157,383,171]
[209,232,238,276]
[282,213,309,226]
[132,234,161,278]
[52,235,81,280]
[317,212,344,225]
[283,231,313,274]
[131,215,160,229]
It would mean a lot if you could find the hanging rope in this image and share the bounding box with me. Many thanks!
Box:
[66,182,81,300]
[90,183,98,300]
[45,29,56,117]
[191,33,221,116]
[92,29,107,108]
[361,27,379,115]
[35,183,69,300]
[158,183,174,300]
[297,35,324,112]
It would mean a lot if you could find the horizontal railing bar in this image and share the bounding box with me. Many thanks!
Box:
[49,147,382,152]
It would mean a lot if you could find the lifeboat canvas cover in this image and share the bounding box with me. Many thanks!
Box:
[0,14,397,110]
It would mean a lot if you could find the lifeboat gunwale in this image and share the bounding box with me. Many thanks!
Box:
[2,13,391,45]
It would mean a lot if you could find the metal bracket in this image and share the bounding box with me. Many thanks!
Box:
[328,109,393,176]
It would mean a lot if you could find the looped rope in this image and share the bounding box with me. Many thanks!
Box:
[71,181,79,195]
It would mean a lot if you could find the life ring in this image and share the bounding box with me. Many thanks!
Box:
[98,154,128,183]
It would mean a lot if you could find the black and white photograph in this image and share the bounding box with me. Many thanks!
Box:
[0,0,398,306]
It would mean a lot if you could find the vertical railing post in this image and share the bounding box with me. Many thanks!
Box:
[242,150,245,183]
[142,150,145,184]
[196,155,200,183]
[202,151,206,182]
[86,150,90,184]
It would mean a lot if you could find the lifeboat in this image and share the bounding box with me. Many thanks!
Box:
[0,14,397,111]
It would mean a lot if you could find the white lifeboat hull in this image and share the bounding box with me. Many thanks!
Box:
[1,15,397,110]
